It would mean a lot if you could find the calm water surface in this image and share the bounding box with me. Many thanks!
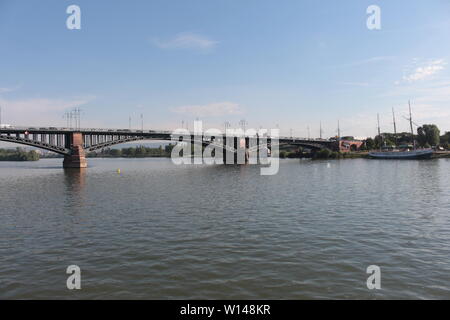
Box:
[1,158,449,299]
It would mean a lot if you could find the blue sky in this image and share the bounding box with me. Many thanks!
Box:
[1,0,449,137]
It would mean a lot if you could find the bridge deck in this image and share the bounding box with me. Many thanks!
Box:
[0,126,333,144]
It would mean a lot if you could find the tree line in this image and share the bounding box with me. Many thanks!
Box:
[87,144,175,158]
[361,124,448,150]
[0,148,40,161]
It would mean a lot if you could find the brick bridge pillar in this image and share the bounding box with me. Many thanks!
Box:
[63,132,87,168]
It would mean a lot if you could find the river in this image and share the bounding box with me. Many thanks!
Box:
[1,158,449,299]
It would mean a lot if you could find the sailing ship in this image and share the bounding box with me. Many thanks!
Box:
[368,102,433,160]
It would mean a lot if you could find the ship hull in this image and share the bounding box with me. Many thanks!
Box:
[368,149,433,160]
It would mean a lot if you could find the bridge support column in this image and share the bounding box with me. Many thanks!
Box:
[63,132,87,168]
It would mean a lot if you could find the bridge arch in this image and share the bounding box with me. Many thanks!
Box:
[86,136,147,152]
[0,135,69,155]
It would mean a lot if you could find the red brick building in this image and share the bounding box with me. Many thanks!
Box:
[335,139,364,152]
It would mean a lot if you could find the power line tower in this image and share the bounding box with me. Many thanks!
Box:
[63,110,76,128]
[75,108,79,129]
[74,107,82,130]
[319,121,324,139]
[239,119,247,132]
[392,107,397,146]
[63,112,69,127]
[377,113,382,150]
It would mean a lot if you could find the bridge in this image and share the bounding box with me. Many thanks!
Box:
[0,126,337,168]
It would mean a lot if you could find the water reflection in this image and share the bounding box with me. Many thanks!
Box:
[64,168,86,192]
[63,168,87,211]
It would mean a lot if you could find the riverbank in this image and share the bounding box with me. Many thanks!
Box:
[433,151,450,158]
[311,150,368,160]
[279,149,368,159]
[312,150,450,160]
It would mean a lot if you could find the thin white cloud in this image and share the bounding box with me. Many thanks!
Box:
[0,88,14,94]
[0,85,21,94]
[0,97,93,113]
[376,77,450,133]
[171,102,243,117]
[402,59,446,82]
[408,83,450,127]
[408,103,450,122]
[357,56,395,64]
[152,32,218,51]
[333,56,395,68]
[0,96,94,126]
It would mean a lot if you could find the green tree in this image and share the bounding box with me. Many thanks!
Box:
[135,146,146,157]
[122,147,135,157]
[315,148,331,159]
[364,138,375,150]
[417,124,440,147]
[110,149,121,157]
[397,132,413,145]
[0,148,40,161]
[330,151,340,159]
[165,144,174,155]
[374,135,383,149]
[28,150,40,161]
[440,132,450,145]
[384,138,395,147]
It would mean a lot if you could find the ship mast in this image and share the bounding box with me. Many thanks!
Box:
[408,101,416,150]
[392,107,397,146]
[337,120,341,140]
[319,121,323,139]
[377,113,382,150]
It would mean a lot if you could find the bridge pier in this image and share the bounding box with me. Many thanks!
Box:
[63,132,87,168]
[221,136,251,164]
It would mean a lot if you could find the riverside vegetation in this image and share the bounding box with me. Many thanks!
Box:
[0,148,40,161]
[86,144,175,158]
